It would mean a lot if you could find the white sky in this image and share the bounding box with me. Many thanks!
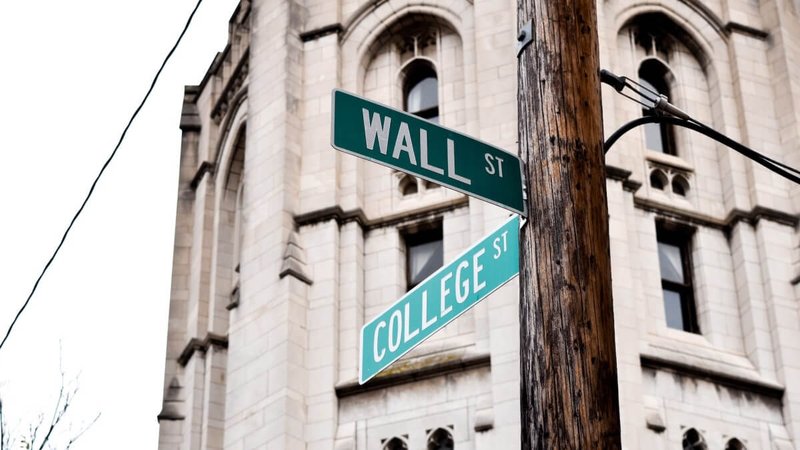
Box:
[0,0,239,447]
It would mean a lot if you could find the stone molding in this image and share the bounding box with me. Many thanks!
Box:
[177,332,229,367]
[724,22,769,40]
[189,161,215,191]
[299,23,343,42]
[633,197,798,231]
[211,48,250,124]
[640,354,784,399]
[335,352,490,398]
[605,164,643,192]
[294,197,470,231]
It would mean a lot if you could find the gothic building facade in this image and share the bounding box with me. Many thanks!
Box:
[157,0,800,448]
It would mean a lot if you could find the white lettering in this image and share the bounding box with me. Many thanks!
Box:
[485,154,496,175]
[373,321,386,362]
[493,232,508,260]
[403,302,420,341]
[421,291,437,330]
[473,248,486,293]
[420,129,444,175]
[455,260,470,303]
[388,310,402,352]
[362,109,391,155]
[485,154,505,178]
[447,139,472,185]
[392,122,418,165]
[440,272,453,316]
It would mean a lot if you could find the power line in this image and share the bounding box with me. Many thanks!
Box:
[0,0,206,353]
[601,69,800,185]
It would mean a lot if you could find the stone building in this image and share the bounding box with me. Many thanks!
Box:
[156,0,800,448]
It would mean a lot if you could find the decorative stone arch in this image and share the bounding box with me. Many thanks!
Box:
[338,0,473,95]
[426,426,455,450]
[342,0,476,222]
[613,2,734,133]
[615,1,727,59]
[213,88,248,172]
[381,435,410,450]
[208,95,248,326]
[614,5,739,215]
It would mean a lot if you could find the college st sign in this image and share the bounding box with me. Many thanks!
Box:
[359,215,520,384]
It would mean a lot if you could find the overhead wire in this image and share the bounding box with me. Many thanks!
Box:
[600,69,800,185]
[0,0,206,353]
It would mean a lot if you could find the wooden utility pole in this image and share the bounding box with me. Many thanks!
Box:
[516,0,622,448]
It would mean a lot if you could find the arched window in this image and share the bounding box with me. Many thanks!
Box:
[225,125,246,310]
[427,427,454,450]
[725,438,747,450]
[639,59,676,155]
[671,174,690,197]
[382,436,409,450]
[682,428,708,450]
[403,59,439,123]
[649,169,668,190]
[399,173,418,196]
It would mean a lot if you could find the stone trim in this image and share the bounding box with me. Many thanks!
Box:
[335,353,490,398]
[341,0,389,41]
[725,206,799,228]
[676,0,727,38]
[605,164,643,192]
[211,48,250,124]
[177,333,229,367]
[724,22,769,40]
[197,51,226,97]
[295,206,367,228]
[190,161,215,191]
[179,86,201,132]
[633,198,799,232]
[299,23,343,42]
[226,285,240,310]
[641,354,784,399]
[294,197,470,231]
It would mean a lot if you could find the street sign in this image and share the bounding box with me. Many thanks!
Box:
[359,215,520,384]
[331,89,526,216]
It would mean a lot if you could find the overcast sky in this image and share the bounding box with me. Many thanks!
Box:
[0,0,238,447]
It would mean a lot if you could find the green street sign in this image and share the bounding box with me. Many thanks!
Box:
[359,215,520,384]
[331,89,525,216]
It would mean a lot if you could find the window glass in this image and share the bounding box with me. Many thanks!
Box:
[657,241,683,283]
[639,60,676,155]
[662,289,685,330]
[405,225,444,290]
[407,77,438,114]
[404,61,439,123]
[408,239,443,288]
[656,223,699,333]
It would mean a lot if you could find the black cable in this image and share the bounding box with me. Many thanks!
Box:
[0,0,206,353]
[603,115,800,185]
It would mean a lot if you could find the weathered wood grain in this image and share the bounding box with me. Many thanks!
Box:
[517,0,622,448]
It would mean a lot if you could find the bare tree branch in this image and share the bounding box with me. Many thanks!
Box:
[2,345,98,450]
[64,412,100,450]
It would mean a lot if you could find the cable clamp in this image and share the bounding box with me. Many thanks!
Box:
[517,22,532,57]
